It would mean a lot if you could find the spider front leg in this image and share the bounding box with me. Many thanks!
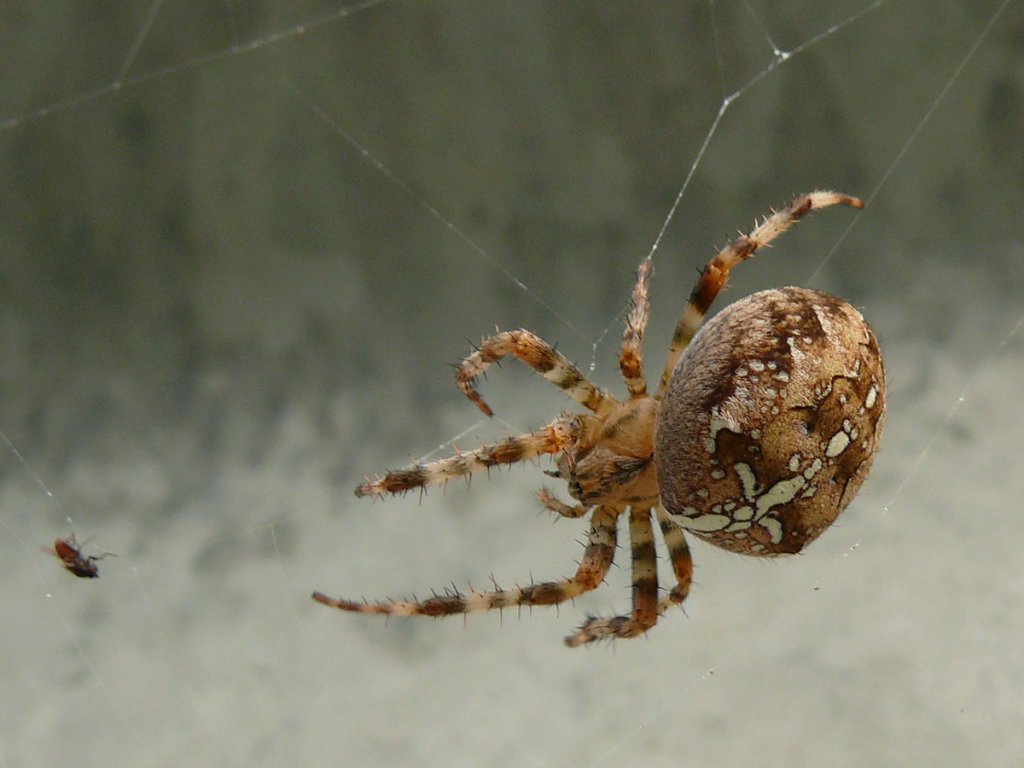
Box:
[355,418,578,497]
[313,506,620,618]
[619,257,652,399]
[658,190,864,392]
[456,329,615,417]
[565,505,659,646]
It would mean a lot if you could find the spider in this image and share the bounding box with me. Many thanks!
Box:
[43,532,116,579]
[314,191,886,647]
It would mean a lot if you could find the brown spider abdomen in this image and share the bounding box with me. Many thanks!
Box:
[655,287,885,556]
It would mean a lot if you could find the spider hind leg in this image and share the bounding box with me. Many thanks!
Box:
[565,505,659,647]
[655,505,694,614]
[313,506,620,620]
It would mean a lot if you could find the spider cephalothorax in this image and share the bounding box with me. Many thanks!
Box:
[314,191,886,647]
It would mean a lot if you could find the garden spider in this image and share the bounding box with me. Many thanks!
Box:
[314,191,886,647]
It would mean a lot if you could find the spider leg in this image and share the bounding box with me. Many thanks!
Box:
[619,257,651,398]
[565,505,659,646]
[355,418,577,497]
[456,329,615,417]
[654,505,693,615]
[537,487,589,518]
[657,190,864,393]
[313,506,620,617]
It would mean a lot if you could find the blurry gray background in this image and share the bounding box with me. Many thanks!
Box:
[1,1,1022,766]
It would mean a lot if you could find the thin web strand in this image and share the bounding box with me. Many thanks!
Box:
[858,309,1024,550]
[113,0,166,86]
[642,0,891,266]
[283,79,594,347]
[708,1,729,101]
[0,0,392,132]
[741,0,782,58]
[806,0,1015,284]
[0,428,67,529]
